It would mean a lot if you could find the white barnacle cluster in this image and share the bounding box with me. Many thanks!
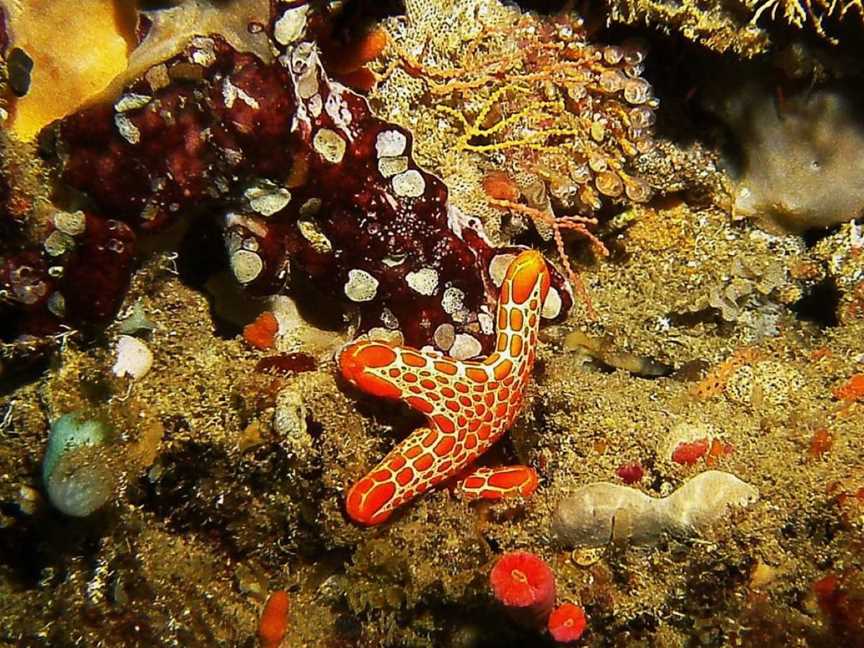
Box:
[112,66,154,143]
[344,269,380,302]
[391,169,426,198]
[44,210,87,258]
[222,76,260,110]
[230,249,264,285]
[273,3,310,46]
[449,332,483,360]
[297,219,333,254]
[286,42,322,122]
[296,197,333,253]
[375,130,426,199]
[313,128,347,164]
[405,267,439,295]
[244,181,291,217]
[441,286,467,321]
[114,113,141,145]
[433,322,456,351]
[189,36,217,68]
[114,93,151,113]
[376,129,409,178]
[324,85,355,135]
[552,471,759,548]
[224,219,266,285]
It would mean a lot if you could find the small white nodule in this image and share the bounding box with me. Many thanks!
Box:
[112,335,153,380]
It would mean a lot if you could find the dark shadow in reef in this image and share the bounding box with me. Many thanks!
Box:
[791,276,842,328]
[0,352,50,396]
[0,502,116,588]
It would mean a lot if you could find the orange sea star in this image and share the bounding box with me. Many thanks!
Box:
[339,250,550,525]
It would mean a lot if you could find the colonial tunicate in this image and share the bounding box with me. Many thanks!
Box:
[245,183,291,216]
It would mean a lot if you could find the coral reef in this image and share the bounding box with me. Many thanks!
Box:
[2,6,573,356]
[1,0,864,646]
[371,0,658,296]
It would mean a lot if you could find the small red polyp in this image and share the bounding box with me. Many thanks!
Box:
[671,438,709,465]
[489,551,556,628]
[616,461,644,484]
[547,602,587,643]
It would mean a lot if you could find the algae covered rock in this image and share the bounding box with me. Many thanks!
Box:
[553,471,759,547]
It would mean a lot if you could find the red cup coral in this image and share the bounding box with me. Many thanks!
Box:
[548,603,587,643]
[489,551,556,628]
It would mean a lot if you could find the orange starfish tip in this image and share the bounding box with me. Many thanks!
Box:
[340,342,402,399]
[346,477,394,525]
[507,250,550,305]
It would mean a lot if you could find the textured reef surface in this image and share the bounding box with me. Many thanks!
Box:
[0,0,863,647]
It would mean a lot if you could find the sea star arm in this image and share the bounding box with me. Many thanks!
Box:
[340,250,551,525]
[456,465,539,501]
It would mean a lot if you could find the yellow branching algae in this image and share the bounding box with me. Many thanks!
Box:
[3,0,135,141]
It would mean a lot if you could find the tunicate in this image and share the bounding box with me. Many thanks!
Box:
[553,471,758,547]
[42,413,117,517]
[623,78,651,105]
